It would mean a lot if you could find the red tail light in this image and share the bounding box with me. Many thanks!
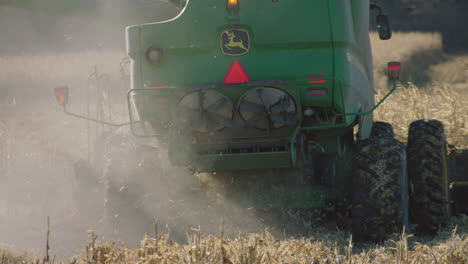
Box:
[387,62,402,80]
[224,61,250,84]
[307,88,328,97]
[149,83,168,88]
[307,75,326,84]
[387,62,401,71]
[308,91,327,97]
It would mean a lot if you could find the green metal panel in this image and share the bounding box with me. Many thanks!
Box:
[327,0,375,137]
[125,0,377,210]
[192,152,293,172]
[125,0,376,175]
[130,0,334,89]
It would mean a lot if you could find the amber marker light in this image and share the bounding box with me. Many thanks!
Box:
[227,0,239,15]
[54,86,69,106]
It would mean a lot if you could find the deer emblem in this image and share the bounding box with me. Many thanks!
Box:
[224,30,248,51]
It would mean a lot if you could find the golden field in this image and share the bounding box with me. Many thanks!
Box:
[2,222,468,264]
[371,32,468,148]
[0,32,467,263]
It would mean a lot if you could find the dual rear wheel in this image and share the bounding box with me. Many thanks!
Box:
[407,120,451,234]
[352,128,408,241]
[352,120,450,241]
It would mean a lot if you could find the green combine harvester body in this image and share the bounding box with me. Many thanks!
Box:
[6,0,468,240]
[0,0,387,209]
[125,0,377,207]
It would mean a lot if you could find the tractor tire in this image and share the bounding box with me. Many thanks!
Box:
[370,121,395,138]
[407,119,450,234]
[352,136,408,242]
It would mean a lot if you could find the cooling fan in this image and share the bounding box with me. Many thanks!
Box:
[177,90,233,134]
[239,87,297,130]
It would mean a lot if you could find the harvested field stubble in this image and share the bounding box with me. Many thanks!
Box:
[375,84,467,148]
[371,32,468,148]
[3,226,468,264]
[69,229,468,264]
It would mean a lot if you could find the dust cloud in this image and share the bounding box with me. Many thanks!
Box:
[0,67,285,260]
[0,4,293,260]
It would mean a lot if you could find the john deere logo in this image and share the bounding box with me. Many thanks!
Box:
[221,29,250,56]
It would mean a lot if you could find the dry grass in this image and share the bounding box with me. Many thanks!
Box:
[371,32,468,148]
[70,227,468,264]
[86,227,467,264]
[4,223,468,264]
[0,249,32,264]
[0,32,467,263]
[375,84,467,148]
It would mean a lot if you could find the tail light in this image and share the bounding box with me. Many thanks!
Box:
[307,75,326,84]
[146,46,164,66]
[307,89,327,97]
[387,62,401,80]
[149,83,168,88]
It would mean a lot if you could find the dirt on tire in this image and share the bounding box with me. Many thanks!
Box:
[352,135,408,242]
[370,121,395,138]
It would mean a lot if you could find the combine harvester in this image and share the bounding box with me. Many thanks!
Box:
[4,0,466,241]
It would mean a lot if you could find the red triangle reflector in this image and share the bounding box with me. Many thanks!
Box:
[224,61,250,84]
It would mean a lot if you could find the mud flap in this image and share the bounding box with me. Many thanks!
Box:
[358,112,373,140]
